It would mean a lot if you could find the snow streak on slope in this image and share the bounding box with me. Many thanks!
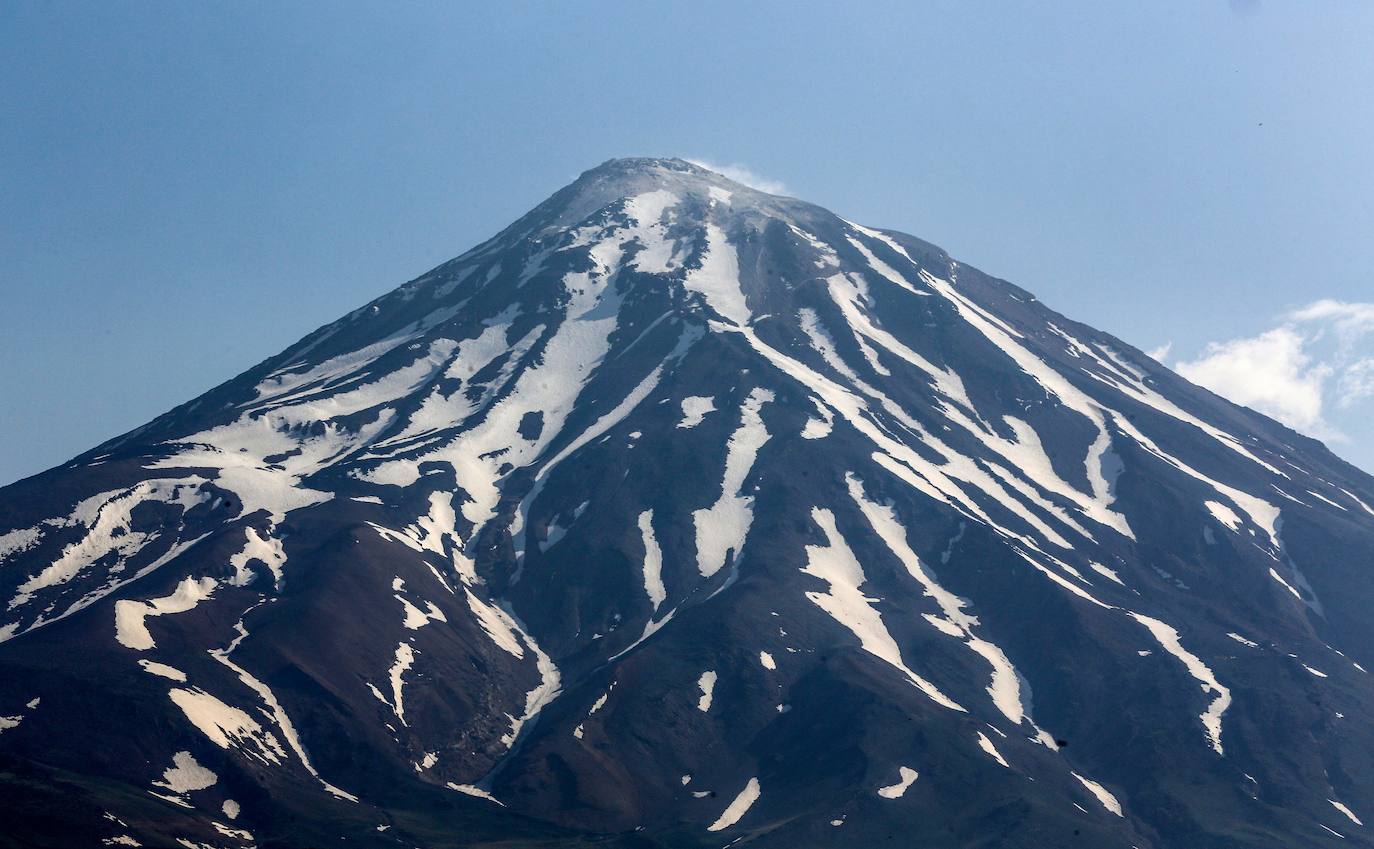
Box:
[497,611,562,749]
[838,232,1132,544]
[707,777,760,831]
[676,224,1249,761]
[167,687,286,765]
[624,190,683,273]
[463,589,525,658]
[0,528,41,562]
[854,226,1286,551]
[1072,772,1123,816]
[802,508,964,712]
[140,659,187,681]
[1129,613,1232,755]
[6,479,208,615]
[114,577,218,651]
[1331,800,1364,826]
[369,643,416,727]
[364,200,676,528]
[735,315,1113,622]
[368,317,523,451]
[729,317,1092,580]
[976,731,1010,768]
[694,388,773,578]
[213,615,358,801]
[512,325,697,562]
[847,475,1024,724]
[638,510,666,611]
[683,224,751,327]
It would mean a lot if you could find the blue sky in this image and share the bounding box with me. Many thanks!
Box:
[3,1,1373,483]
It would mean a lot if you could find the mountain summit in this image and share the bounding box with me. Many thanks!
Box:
[3,158,1373,848]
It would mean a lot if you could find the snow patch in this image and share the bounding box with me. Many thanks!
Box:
[1331,799,1363,826]
[976,731,1010,768]
[153,751,217,795]
[139,660,187,682]
[697,671,717,712]
[677,396,716,428]
[638,510,666,612]
[447,783,506,806]
[1205,501,1243,531]
[707,777,760,831]
[0,527,42,562]
[877,766,918,799]
[1072,772,1122,816]
[228,528,286,588]
[1268,567,1303,600]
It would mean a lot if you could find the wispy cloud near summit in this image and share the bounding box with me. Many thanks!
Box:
[685,159,789,195]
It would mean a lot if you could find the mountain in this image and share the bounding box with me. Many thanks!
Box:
[2,157,1373,849]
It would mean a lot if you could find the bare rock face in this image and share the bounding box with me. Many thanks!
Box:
[2,157,1372,848]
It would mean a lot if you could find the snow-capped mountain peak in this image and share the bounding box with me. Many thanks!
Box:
[3,158,1373,848]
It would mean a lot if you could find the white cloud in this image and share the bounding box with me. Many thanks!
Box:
[1174,299,1374,444]
[685,159,789,195]
[1175,327,1335,437]
[1337,358,1374,410]
[1145,342,1172,362]
[1287,299,1374,336]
